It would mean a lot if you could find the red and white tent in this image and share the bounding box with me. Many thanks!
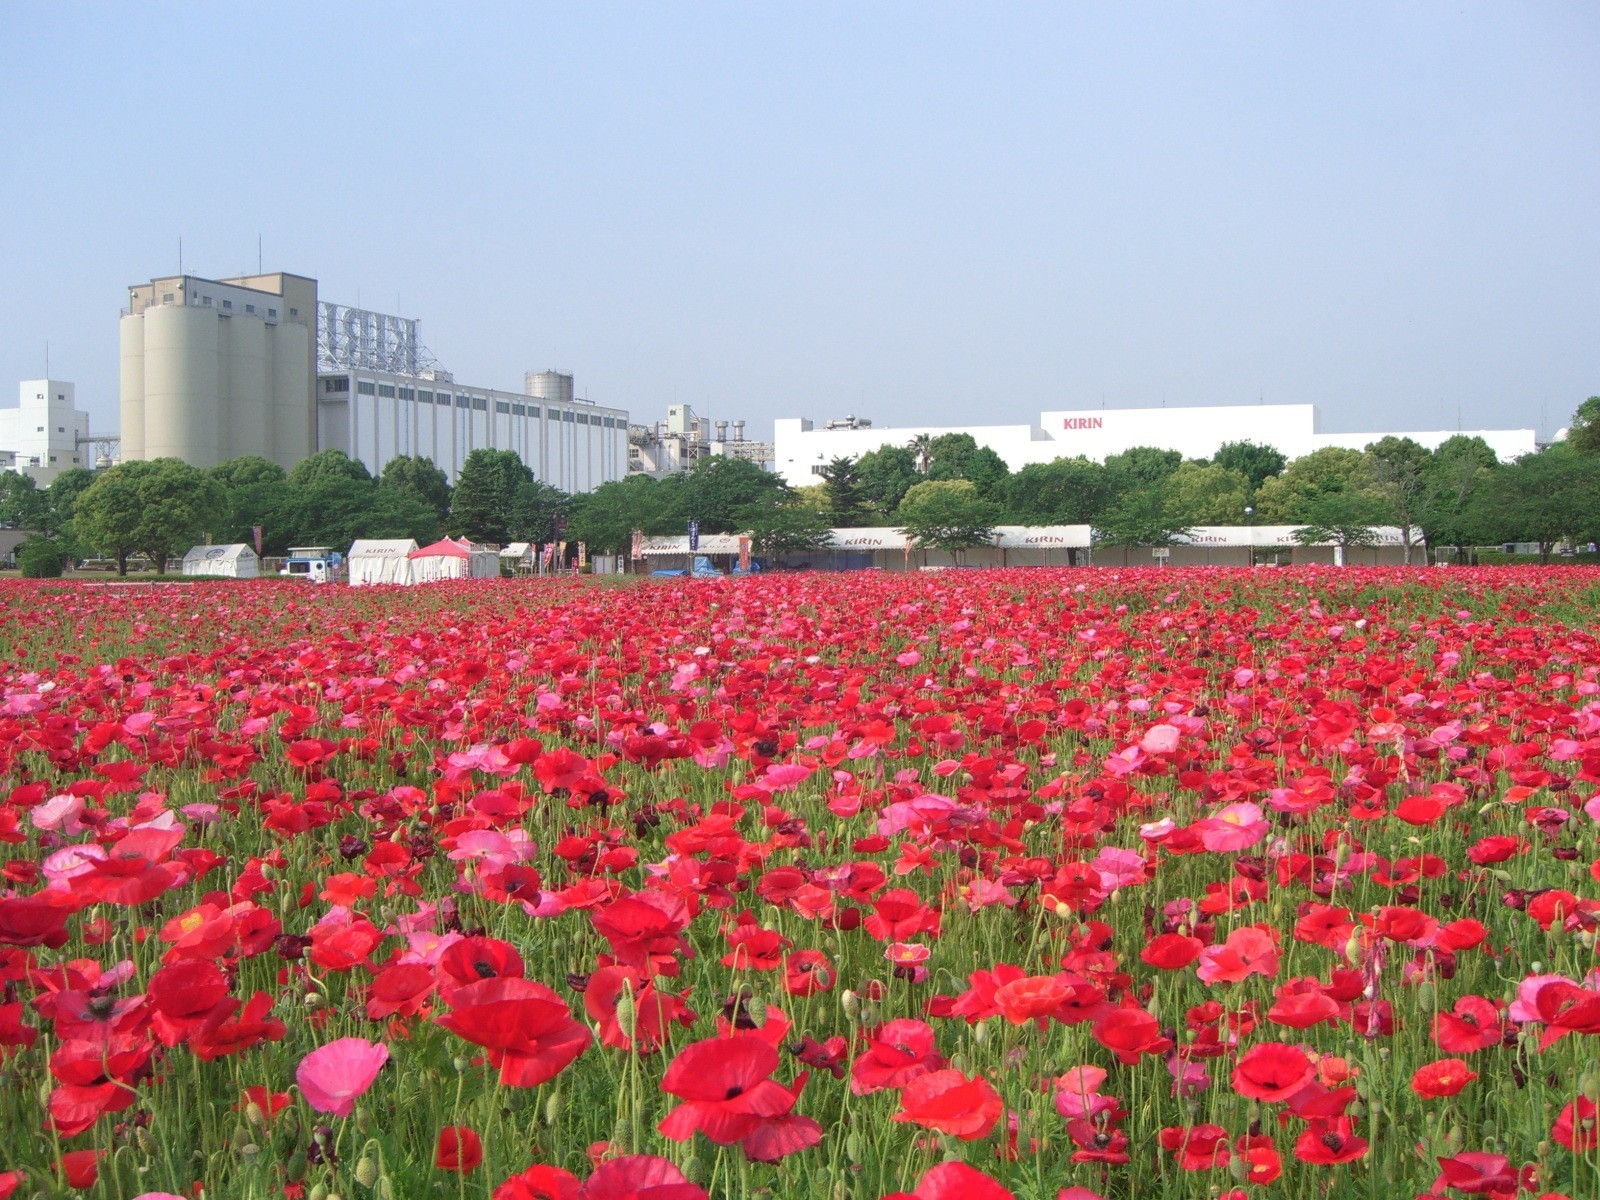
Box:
[407,537,500,581]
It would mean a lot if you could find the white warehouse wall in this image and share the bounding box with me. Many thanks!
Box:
[773,404,1538,486]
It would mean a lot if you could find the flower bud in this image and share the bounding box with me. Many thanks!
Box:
[355,1155,380,1188]
[544,1089,563,1125]
[615,982,638,1040]
[287,1153,309,1183]
[841,990,861,1022]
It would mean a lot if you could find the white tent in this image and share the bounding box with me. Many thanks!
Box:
[347,539,419,586]
[409,537,501,582]
[499,542,532,563]
[181,544,260,579]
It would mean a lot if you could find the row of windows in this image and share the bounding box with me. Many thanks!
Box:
[167,289,282,318]
[326,379,621,427]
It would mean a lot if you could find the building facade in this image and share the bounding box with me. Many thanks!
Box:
[629,404,773,478]
[316,367,627,489]
[121,271,629,491]
[0,380,92,483]
[774,404,1539,486]
[120,273,318,470]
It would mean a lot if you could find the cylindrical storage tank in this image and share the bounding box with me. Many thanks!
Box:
[119,314,146,461]
[227,316,268,464]
[526,370,574,405]
[142,304,220,466]
[271,320,314,469]
[733,420,746,442]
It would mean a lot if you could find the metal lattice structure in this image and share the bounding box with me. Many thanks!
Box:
[316,303,434,376]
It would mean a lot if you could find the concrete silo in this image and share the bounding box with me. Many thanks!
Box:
[272,318,313,469]
[225,313,269,462]
[142,302,221,466]
[119,313,145,461]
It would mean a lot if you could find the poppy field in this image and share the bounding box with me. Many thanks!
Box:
[2,567,1600,1200]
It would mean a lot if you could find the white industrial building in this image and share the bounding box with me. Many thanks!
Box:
[317,365,627,489]
[121,273,319,470]
[121,273,628,491]
[629,404,773,478]
[773,404,1538,486]
[0,380,93,483]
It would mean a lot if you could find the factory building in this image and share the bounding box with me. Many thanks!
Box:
[120,272,628,491]
[316,366,627,489]
[0,380,93,483]
[120,273,317,470]
[773,403,1538,486]
[629,404,774,478]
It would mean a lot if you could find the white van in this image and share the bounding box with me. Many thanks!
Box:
[281,557,332,583]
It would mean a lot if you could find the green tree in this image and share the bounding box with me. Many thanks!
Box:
[287,449,372,490]
[1002,457,1126,525]
[738,494,834,558]
[907,434,935,474]
[1566,396,1600,457]
[0,472,45,529]
[1471,446,1600,563]
[1418,436,1498,561]
[1364,437,1432,564]
[508,480,571,545]
[42,467,96,562]
[924,433,1011,498]
[1212,441,1288,492]
[1253,447,1386,523]
[1160,462,1252,525]
[278,478,439,550]
[677,456,786,534]
[895,479,1001,559]
[1290,488,1393,562]
[1092,487,1195,558]
[855,446,921,518]
[819,457,873,527]
[209,456,291,549]
[76,459,225,575]
[567,475,675,556]
[1103,446,1183,489]
[450,449,534,544]
[16,537,64,578]
[380,455,453,523]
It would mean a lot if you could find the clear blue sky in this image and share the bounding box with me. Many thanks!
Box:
[2,2,1596,443]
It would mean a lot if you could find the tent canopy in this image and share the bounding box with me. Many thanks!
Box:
[500,542,531,559]
[181,543,257,566]
[410,537,473,559]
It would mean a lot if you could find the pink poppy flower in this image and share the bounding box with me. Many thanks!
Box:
[296,1038,389,1116]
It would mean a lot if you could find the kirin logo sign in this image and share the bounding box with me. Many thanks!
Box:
[1062,417,1104,430]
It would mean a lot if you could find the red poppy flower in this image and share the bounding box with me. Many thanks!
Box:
[850,1019,944,1095]
[1552,1097,1598,1152]
[656,1035,795,1145]
[1158,1124,1230,1170]
[884,1161,1016,1200]
[1432,995,1504,1054]
[60,1149,101,1190]
[579,1154,707,1200]
[1140,932,1202,970]
[891,1069,1003,1140]
[1409,1058,1477,1099]
[436,978,591,1087]
[583,966,695,1054]
[1231,1043,1314,1103]
[437,1126,484,1172]
[493,1164,580,1200]
[1091,1005,1172,1065]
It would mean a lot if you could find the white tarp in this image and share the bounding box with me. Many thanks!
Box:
[991,525,1093,550]
[347,539,419,586]
[499,542,531,561]
[181,544,260,578]
[1176,525,1422,548]
[640,534,745,557]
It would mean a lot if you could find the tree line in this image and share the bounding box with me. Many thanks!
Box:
[6,398,1598,574]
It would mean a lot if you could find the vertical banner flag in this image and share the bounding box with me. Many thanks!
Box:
[630,529,643,562]
[577,541,587,571]
[252,525,264,556]
[738,537,751,572]
[688,520,700,553]
[904,536,914,569]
